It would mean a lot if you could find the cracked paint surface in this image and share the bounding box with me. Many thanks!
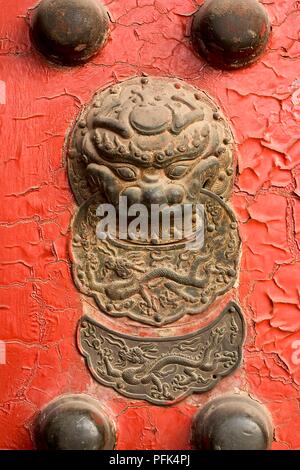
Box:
[0,0,299,450]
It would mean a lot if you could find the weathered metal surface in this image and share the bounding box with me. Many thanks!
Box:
[68,77,235,205]
[72,189,239,326]
[0,0,299,451]
[192,394,273,450]
[79,303,245,405]
[34,394,116,450]
[68,76,240,325]
[191,0,271,70]
[30,0,109,65]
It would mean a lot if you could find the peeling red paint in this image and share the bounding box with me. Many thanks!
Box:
[0,0,299,450]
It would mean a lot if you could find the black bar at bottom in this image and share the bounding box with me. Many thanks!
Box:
[0,450,299,468]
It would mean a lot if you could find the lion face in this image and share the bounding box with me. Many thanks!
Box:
[68,77,240,325]
[68,76,235,207]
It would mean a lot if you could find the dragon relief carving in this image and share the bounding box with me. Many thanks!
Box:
[67,76,241,326]
[79,303,245,405]
[72,190,240,326]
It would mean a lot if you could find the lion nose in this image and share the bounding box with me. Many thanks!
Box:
[166,185,185,204]
[122,184,185,208]
[122,187,142,206]
[142,187,167,207]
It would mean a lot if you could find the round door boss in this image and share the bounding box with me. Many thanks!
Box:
[191,0,271,70]
[192,394,273,450]
[34,394,116,450]
[30,0,110,65]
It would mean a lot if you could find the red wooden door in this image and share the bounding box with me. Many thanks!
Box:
[0,0,300,450]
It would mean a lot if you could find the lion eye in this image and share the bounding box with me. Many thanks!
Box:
[168,165,190,179]
[116,167,137,181]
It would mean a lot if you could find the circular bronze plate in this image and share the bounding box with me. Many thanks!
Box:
[67,76,240,327]
[67,76,235,205]
[72,190,240,326]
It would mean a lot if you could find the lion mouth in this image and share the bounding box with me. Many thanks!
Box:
[98,203,204,247]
